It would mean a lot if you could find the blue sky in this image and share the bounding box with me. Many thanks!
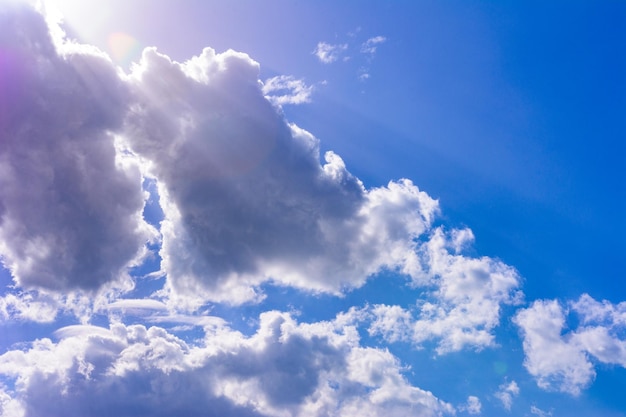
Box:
[0,1,624,416]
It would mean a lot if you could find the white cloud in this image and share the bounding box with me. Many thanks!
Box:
[570,294,626,367]
[358,36,386,81]
[315,35,385,81]
[458,396,481,415]
[0,386,24,417]
[369,304,414,343]
[515,295,626,395]
[54,324,116,339]
[361,36,387,55]
[106,298,168,313]
[571,293,626,328]
[571,325,626,366]
[0,287,119,325]
[368,227,522,354]
[514,299,593,395]
[530,405,553,417]
[494,380,519,411]
[262,75,314,105]
[0,292,59,323]
[412,227,523,353]
[0,311,454,417]
[313,41,348,63]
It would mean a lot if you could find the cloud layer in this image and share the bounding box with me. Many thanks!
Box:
[0,312,454,417]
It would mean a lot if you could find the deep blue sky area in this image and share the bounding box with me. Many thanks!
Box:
[0,1,624,416]
[274,1,626,304]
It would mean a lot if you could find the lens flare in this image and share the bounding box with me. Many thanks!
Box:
[108,32,142,68]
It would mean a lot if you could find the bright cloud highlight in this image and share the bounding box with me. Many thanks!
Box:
[514,295,626,395]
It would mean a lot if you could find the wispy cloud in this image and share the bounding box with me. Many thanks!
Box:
[530,405,553,417]
[313,41,348,63]
[494,380,520,410]
[106,298,168,313]
[314,33,387,81]
[262,75,314,105]
[361,35,387,55]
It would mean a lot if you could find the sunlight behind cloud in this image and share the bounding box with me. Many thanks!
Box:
[107,32,142,67]
[41,0,141,67]
[0,2,624,416]
[42,0,110,34]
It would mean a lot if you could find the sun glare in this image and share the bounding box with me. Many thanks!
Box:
[40,0,142,67]
[39,0,108,40]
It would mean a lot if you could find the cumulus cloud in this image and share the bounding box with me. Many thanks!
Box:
[367,227,522,354]
[0,311,454,417]
[313,42,348,63]
[0,3,440,308]
[262,75,313,105]
[514,295,626,395]
[368,304,414,343]
[123,45,440,306]
[514,299,594,395]
[494,380,519,410]
[411,228,523,353]
[571,293,626,329]
[0,386,22,417]
[0,3,153,292]
[570,295,626,366]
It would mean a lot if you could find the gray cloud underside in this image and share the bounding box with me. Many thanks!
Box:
[0,4,151,291]
[0,312,454,417]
